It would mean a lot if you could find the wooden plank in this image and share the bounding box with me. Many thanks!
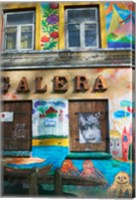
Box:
[4,165,52,176]
[36,164,52,175]
[69,100,109,152]
[2,101,32,151]
[62,175,108,186]
[29,171,38,195]
[4,166,34,175]
[54,168,63,195]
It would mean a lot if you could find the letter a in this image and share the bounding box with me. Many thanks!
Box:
[93,75,107,92]
[17,77,30,93]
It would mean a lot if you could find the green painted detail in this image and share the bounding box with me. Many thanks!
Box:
[37,106,45,114]
[66,152,112,159]
[33,135,68,139]
[46,113,57,118]
[128,143,133,160]
[108,33,131,43]
[3,151,31,157]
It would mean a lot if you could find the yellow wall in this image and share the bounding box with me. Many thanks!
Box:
[2,2,107,51]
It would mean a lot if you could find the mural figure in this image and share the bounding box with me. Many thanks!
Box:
[80,160,106,181]
[61,159,80,176]
[110,130,122,158]
[78,113,102,144]
[122,126,132,161]
[108,172,132,197]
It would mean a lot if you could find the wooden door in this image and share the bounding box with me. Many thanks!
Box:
[69,100,109,152]
[1,101,32,151]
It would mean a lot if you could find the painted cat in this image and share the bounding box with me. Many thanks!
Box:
[108,172,132,197]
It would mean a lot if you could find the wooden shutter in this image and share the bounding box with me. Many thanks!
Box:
[69,100,109,152]
[1,101,32,151]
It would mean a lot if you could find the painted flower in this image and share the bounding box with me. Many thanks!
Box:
[41,36,50,42]
[50,31,59,39]
[47,14,59,24]
[50,3,59,9]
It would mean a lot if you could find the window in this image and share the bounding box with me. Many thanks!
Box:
[65,7,99,48]
[69,100,109,152]
[4,11,35,51]
[1,101,32,153]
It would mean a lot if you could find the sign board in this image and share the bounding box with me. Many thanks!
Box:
[0,112,14,122]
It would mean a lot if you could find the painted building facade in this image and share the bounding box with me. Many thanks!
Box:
[0,1,135,198]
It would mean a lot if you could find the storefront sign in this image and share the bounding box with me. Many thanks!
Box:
[1,75,108,94]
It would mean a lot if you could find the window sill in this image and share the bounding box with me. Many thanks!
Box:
[1,48,133,55]
[66,152,112,159]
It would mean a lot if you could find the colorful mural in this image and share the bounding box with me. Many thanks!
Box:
[108,172,132,197]
[122,126,132,161]
[1,1,135,198]
[61,159,80,176]
[32,99,69,147]
[2,67,133,196]
[105,2,135,49]
[41,2,59,50]
[61,159,133,198]
[110,98,134,161]
[110,130,122,159]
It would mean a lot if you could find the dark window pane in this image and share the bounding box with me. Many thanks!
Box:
[68,30,80,47]
[6,12,34,25]
[68,9,96,23]
[68,24,80,30]
[21,26,32,49]
[5,27,17,49]
[85,24,97,47]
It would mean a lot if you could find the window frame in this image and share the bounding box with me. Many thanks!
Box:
[69,99,110,153]
[4,10,35,51]
[65,7,100,49]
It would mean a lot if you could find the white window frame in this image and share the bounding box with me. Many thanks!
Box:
[4,10,35,51]
[65,7,99,49]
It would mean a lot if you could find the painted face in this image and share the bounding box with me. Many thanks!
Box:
[110,138,122,158]
[63,160,73,168]
[79,113,102,144]
[81,125,101,143]
[83,160,94,169]
[115,172,130,185]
